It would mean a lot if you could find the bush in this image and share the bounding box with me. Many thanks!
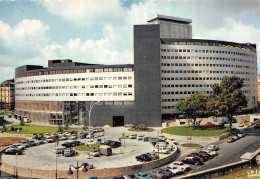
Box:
[11,127,14,131]
[19,127,22,131]
[137,124,147,130]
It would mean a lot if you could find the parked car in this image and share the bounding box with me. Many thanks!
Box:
[71,135,77,140]
[4,148,23,155]
[64,149,76,157]
[187,153,207,162]
[104,140,121,148]
[11,144,25,150]
[145,152,159,160]
[71,140,82,146]
[167,138,178,145]
[149,137,158,145]
[136,154,152,162]
[61,135,68,140]
[199,150,216,158]
[237,132,246,138]
[227,137,236,143]
[38,133,44,139]
[27,139,37,146]
[153,147,170,154]
[166,165,184,175]
[147,169,169,179]
[239,122,244,127]
[124,174,137,179]
[137,135,144,140]
[158,135,167,141]
[32,133,38,139]
[143,136,150,142]
[171,161,191,171]
[79,134,86,139]
[205,122,215,127]
[62,142,75,148]
[89,149,100,157]
[53,147,66,154]
[129,134,137,139]
[182,158,203,165]
[160,168,173,177]
[46,137,54,143]
[207,145,219,151]
[232,135,240,140]
[19,140,30,148]
[135,172,151,179]
[36,140,45,145]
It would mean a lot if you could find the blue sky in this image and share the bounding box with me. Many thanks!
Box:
[0,0,260,82]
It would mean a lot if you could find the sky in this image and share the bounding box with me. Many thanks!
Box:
[0,0,260,82]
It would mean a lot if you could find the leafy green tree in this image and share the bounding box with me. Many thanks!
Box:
[211,76,247,131]
[175,93,208,130]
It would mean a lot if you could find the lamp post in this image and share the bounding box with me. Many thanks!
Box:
[67,161,88,179]
[157,129,160,169]
[78,101,100,129]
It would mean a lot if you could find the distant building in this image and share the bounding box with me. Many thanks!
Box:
[257,76,260,102]
[14,14,258,127]
[0,79,15,110]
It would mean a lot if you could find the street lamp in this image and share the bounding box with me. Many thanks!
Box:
[78,101,100,129]
[157,129,160,169]
[67,161,88,179]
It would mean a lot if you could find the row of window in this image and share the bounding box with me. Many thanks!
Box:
[15,92,133,97]
[161,90,251,95]
[162,83,251,88]
[26,67,133,77]
[161,56,256,64]
[16,84,133,91]
[161,48,255,57]
[16,76,133,85]
[161,77,251,81]
[161,69,252,75]
[161,63,251,69]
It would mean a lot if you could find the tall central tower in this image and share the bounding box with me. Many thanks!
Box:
[134,15,192,126]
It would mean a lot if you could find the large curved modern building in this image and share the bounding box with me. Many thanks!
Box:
[15,14,257,127]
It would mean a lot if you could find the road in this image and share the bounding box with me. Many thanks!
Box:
[174,124,260,176]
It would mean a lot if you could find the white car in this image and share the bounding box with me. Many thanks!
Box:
[171,161,191,171]
[167,165,184,175]
[239,122,244,127]
[202,149,217,156]
[89,149,100,157]
[70,135,77,140]
[12,144,25,150]
[85,139,95,145]
[207,145,219,151]
[153,147,170,154]
[158,135,167,140]
[167,138,178,145]
[61,135,68,140]
[129,134,137,139]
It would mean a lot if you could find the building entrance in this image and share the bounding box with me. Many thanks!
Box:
[113,116,124,127]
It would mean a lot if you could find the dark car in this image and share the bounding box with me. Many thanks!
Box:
[38,133,44,139]
[191,152,210,160]
[32,133,38,139]
[187,153,207,162]
[113,176,125,179]
[104,140,121,148]
[182,158,203,165]
[71,140,82,146]
[146,152,159,160]
[80,134,86,139]
[198,151,214,159]
[62,142,75,148]
[136,154,153,162]
[4,148,23,155]
[124,174,137,179]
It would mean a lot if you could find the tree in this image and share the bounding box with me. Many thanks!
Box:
[175,93,208,130]
[211,76,247,132]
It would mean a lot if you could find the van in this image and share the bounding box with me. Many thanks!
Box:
[99,145,112,156]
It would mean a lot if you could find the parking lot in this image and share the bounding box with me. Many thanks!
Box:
[2,127,175,170]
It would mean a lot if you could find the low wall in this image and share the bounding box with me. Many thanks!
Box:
[178,160,250,179]
[1,147,179,178]
[162,133,221,142]
[0,133,31,138]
